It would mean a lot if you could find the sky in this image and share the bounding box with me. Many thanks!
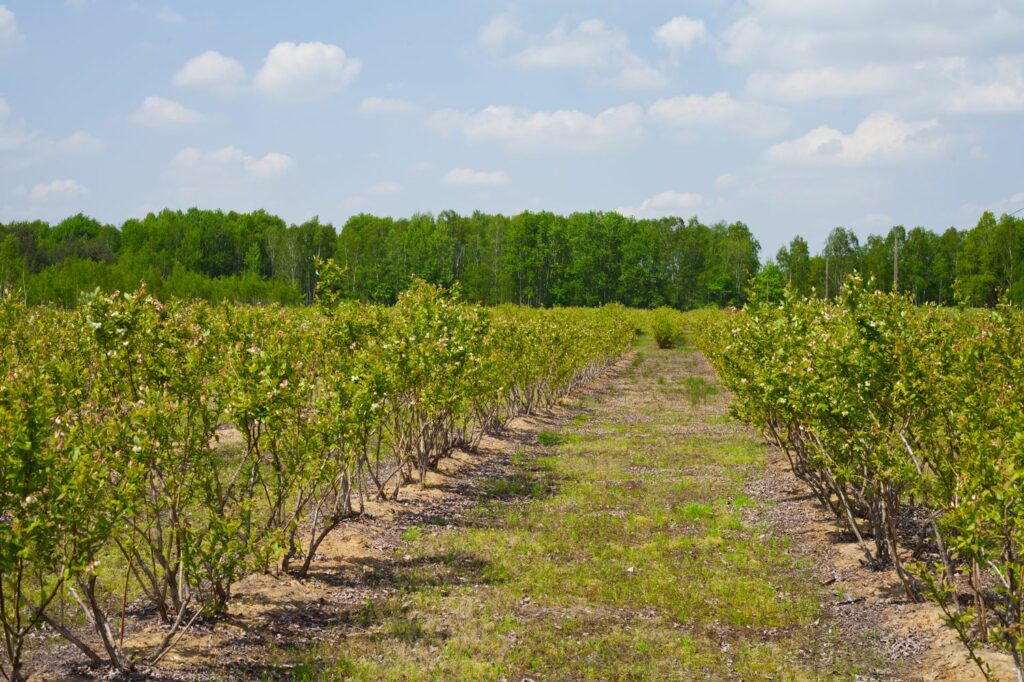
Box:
[0,1,1022,258]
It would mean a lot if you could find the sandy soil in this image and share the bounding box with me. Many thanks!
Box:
[747,440,1019,682]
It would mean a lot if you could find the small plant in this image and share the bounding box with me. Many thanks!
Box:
[402,526,422,542]
[683,376,718,406]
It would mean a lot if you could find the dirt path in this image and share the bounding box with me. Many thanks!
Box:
[39,341,1018,680]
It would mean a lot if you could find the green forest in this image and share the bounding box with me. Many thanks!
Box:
[1,207,1021,308]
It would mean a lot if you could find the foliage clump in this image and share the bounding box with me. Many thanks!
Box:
[650,307,684,349]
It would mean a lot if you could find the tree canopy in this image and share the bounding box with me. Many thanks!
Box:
[3,207,1022,308]
[0,209,760,309]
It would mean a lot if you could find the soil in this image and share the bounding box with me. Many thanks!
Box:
[748,449,1019,681]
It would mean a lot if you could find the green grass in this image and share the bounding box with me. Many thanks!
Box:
[536,430,564,447]
[402,526,422,542]
[269,343,875,680]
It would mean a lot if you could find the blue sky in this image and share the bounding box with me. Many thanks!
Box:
[0,1,1022,257]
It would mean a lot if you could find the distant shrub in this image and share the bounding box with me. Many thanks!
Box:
[651,307,679,349]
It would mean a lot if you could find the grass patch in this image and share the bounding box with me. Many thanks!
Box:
[682,375,719,406]
[483,474,549,500]
[402,525,422,542]
[269,344,874,680]
[536,430,564,447]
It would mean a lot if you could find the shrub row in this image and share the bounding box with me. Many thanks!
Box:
[693,278,1024,678]
[0,279,635,679]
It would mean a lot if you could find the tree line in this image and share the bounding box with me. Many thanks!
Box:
[2,206,1021,308]
[0,208,759,308]
[769,210,1024,306]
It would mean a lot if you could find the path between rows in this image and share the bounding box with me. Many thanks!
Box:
[52,339,1015,681]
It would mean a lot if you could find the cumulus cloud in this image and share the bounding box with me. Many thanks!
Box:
[254,41,361,99]
[654,17,706,52]
[359,97,419,114]
[647,92,787,137]
[767,112,943,166]
[429,104,644,153]
[512,19,667,90]
[173,43,361,99]
[130,96,205,128]
[169,146,294,183]
[29,178,87,202]
[479,13,521,50]
[442,168,509,187]
[173,50,247,91]
[619,190,705,217]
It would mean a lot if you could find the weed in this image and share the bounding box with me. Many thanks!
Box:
[402,526,422,542]
[682,375,719,406]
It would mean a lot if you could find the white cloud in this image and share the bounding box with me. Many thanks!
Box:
[653,17,706,52]
[359,97,419,114]
[746,55,1024,115]
[254,41,361,100]
[156,7,183,24]
[169,146,294,182]
[715,173,736,189]
[512,19,667,90]
[173,50,247,91]
[941,55,1024,114]
[429,104,644,153]
[442,168,509,187]
[366,180,404,196]
[130,96,205,128]
[619,190,705,217]
[648,92,787,137]
[612,66,668,90]
[515,19,622,69]
[0,5,20,46]
[58,131,103,153]
[29,178,87,202]
[721,1,1024,68]
[479,14,520,50]
[747,65,903,101]
[767,113,943,166]
[0,101,102,170]
[172,43,361,99]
